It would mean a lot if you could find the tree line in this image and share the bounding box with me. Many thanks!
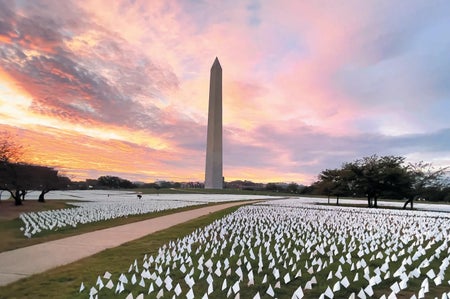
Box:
[0,135,71,205]
[1,132,449,208]
[0,133,162,205]
[308,155,449,208]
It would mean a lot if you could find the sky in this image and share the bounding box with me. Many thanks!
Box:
[1,0,449,185]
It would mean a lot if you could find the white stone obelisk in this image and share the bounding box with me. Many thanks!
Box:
[205,57,223,189]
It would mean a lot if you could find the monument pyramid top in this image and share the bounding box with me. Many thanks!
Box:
[212,57,221,69]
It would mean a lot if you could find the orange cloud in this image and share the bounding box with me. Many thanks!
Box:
[0,0,448,185]
[1,124,196,181]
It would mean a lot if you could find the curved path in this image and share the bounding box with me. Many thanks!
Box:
[0,200,261,286]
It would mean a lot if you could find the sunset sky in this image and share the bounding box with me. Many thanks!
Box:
[1,0,449,184]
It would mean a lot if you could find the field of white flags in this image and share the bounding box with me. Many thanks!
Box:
[79,198,450,298]
[19,191,276,238]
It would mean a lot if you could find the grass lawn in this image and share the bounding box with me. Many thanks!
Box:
[1,203,449,298]
[0,206,242,299]
[0,188,287,253]
[0,200,75,221]
[0,198,212,253]
[1,200,449,298]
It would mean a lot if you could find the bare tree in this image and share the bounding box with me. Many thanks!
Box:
[0,132,23,163]
[0,132,70,204]
[0,132,25,205]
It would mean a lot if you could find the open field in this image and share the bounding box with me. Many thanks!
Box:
[0,200,76,221]
[2,192,450,298]
[2,198,449,298]
[73,199,450,298]
[0,206,242,299]
[0,201,209,253]
[15,192,278,239]
[1,191,449,254]
[0,191,278,253]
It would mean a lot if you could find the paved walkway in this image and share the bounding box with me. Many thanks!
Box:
[0,201,260,286]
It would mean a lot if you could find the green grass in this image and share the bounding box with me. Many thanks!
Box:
[2,192,448,298]
[1,202,449,298]
[0,201,214,253]
[0,206,242,299]
[0,188,281,253]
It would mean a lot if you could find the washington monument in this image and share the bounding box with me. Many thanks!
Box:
[205,57,223,189]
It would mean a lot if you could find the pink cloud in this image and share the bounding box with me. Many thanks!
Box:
[0,124,202,182]
[0,0,448,184]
